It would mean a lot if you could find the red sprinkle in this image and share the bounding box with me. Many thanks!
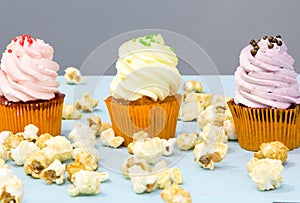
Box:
[19,40,24,46]
[13,38,17,42]
[8,49,12,53]
[28,38,33,45]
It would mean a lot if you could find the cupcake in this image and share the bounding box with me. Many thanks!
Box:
[228,35,300,151]
[105,34,182,146]
[0,34,65,136]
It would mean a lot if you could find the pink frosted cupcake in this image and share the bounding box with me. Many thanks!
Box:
[0,34,64,136]
[228,35,300,151]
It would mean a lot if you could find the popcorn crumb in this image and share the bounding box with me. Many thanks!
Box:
[246,158,283,191]
[176,132,198,151]
[74,93,98,112]
[64,67,83,84]
[161,183,192,203]
[62,103,82,120]
[68,170,104,196]
[10,140,39,165]
[0,168,24,203]
[41,159,66,185]
[254,141,289,164]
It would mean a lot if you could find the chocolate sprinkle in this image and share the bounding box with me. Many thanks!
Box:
[276,35,281,38]
[251,49,257,56]
[268,43,274,49]
[263,36,268,40]
[277,40,282,46]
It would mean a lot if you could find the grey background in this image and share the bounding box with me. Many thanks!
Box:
[0,0,299,75]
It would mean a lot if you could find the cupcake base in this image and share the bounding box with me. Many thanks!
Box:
[105,94,182,146]
[227,99,300,151]
[0,93,65,136]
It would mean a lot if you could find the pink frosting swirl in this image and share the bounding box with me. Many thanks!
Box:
[0,35,60,102]
[234,36,300,108]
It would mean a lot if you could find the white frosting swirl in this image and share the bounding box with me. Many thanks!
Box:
[110,34,181,101]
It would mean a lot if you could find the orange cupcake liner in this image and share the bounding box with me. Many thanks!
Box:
[227,99,300,151]
[0,93,65,136]
[105,95,182,146]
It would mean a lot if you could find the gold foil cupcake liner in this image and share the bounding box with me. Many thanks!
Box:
[105,95,182,146]
[227,99,300,151]
[0,93,65,136]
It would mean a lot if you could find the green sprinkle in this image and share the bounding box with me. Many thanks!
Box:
[150,39,154,42]
[132,38,136,42]
[154,34,158,36]
[146,42,151,46]
[169,47,174,51]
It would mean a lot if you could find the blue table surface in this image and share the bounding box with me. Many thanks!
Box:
[8,75,300,203]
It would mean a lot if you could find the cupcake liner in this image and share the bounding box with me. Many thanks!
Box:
[227,99,300,151]
[105,95,182,146]
[0,93,65,136]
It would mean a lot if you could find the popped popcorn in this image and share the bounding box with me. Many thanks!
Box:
[74,150,98,171]
[23,124,39,141]
[161,183,192,203]
[74,93,98,112]
[161,138,176,156]
[181,92,211,121]
[5,133,24,150]
[67,162,87,181]
[122,156,152,179]
[35,133,53,149]
[10,140,39,166]
[128,131,150,154]
[0,131,12,144]
[64,67,84,84]
[131,175,157,194]
[62,103,82,120]
[156,167,183,189]
[41,159,66,185]
[68,170,104,196]
[176,132,198,151]
[24,151,51,178]
[254,141,289,164]
[193,141,228,170]
[42,136,73,162]
[87,116,102,136]
[246,158,284,191]
[133,137,164,164]
[0,143,8,161]
[0,159,9,169]
[199,124,228,144]
[100,122,112,133]
[0,168,24,203]
[100,128,124,148]
[183,80,203,93]
[68,122,96,148]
